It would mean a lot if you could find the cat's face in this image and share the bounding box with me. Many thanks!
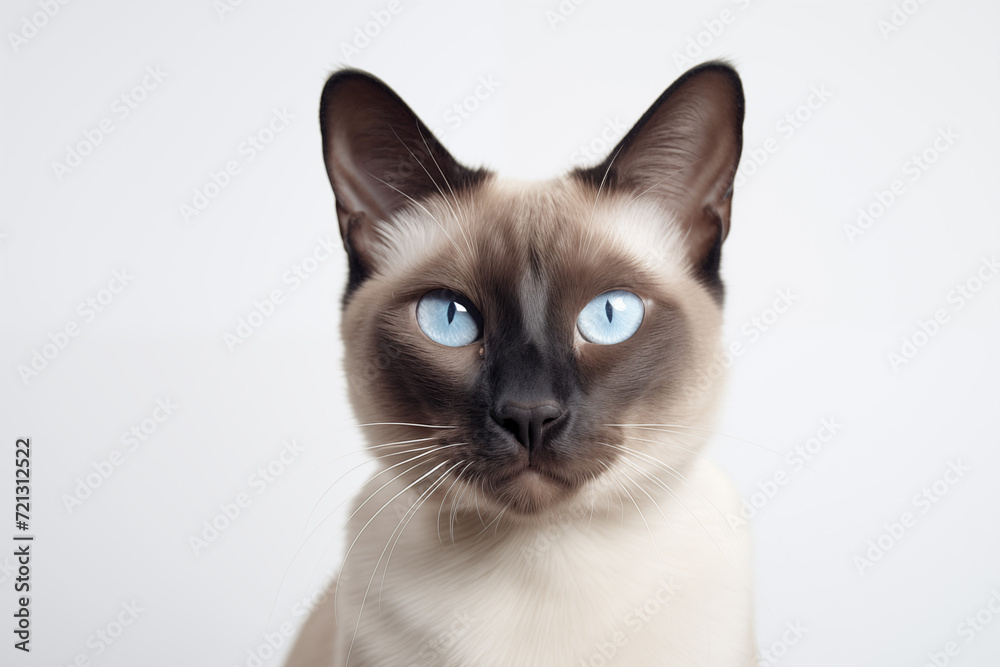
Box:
[321,65,744,518]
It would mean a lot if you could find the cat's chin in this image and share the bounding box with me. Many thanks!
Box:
[492,465,575,516]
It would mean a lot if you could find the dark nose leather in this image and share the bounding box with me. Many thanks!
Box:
[492,402,564,451]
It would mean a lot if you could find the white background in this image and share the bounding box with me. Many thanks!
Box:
[2,0,998,665]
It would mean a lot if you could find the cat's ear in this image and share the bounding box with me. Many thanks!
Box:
[576,62,744,298]
[319,69,486,293]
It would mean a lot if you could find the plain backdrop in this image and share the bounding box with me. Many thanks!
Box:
[2,0,999,665]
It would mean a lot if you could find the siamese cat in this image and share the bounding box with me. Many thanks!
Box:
[284,61,754,666]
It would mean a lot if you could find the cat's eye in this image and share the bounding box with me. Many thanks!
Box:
[416,289,483,347]
[577,290,644,345]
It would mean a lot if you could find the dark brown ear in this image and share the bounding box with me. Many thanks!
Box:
[319,69,488,298]
[575,62,744,301]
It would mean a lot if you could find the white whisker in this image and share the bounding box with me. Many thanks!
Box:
[437,461,472,547]
[356,422,457,429]
[343,460,451,665]
[610,423,837,483]
[379,461,464,606]
[607,443,754,623]
[301,438,440,530]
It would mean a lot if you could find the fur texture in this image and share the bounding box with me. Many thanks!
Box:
[284,62,754,666]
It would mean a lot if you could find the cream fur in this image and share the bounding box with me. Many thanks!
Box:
[283,178,755,666]
[285,453,754,666]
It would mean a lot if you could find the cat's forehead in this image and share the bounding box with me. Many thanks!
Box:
[371,177,692,289]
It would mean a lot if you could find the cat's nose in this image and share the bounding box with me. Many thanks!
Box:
[492,402,564,451]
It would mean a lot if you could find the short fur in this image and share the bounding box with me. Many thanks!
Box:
[284,62,754,667]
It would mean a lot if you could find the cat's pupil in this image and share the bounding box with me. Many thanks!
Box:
[605,299,613,323]
[447,301,456,324]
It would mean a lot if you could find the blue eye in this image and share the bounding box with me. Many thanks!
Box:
[416,290,482,347]
[577,290,644,345]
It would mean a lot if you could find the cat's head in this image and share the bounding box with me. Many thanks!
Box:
[320,64,744,518]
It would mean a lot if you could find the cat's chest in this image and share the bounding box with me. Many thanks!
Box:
[335,458,752,666]
[343,511,688,666]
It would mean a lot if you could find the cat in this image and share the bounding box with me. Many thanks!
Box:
[283,61,755,667]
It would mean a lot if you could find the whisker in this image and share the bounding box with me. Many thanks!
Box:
[342,460,452,664]
[378,461,464,607]
[619,432,731,469]
[606,422,785,457]
[344,461,447,664]
[601,473,625,522]
[340,444,466,530]
[267,440,451,627]
[610,423,837,483]
[387,122,475,260]
[301,438,439,530]
[625,158,705,207]
[413,121,476,256]
[326,445,463,624]
[602,445,711,659]
[356,422,457,429]
[587,486,596,531]
[603,461,661,562]
[613,442,756,592]
[473,478,485,527]
[493,504,509,539]
[437,461,472,548]
[449,472,473,545]
[307,454,443,624]
[474,504,507,540]
[297,436,441,482]
[366,170,466,259]
[608,444,754,624]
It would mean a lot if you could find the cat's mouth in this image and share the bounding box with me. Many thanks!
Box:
[522,462,570,484]
[493,453,573,487]
[486,460,579,515]
[512,463,570,487]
